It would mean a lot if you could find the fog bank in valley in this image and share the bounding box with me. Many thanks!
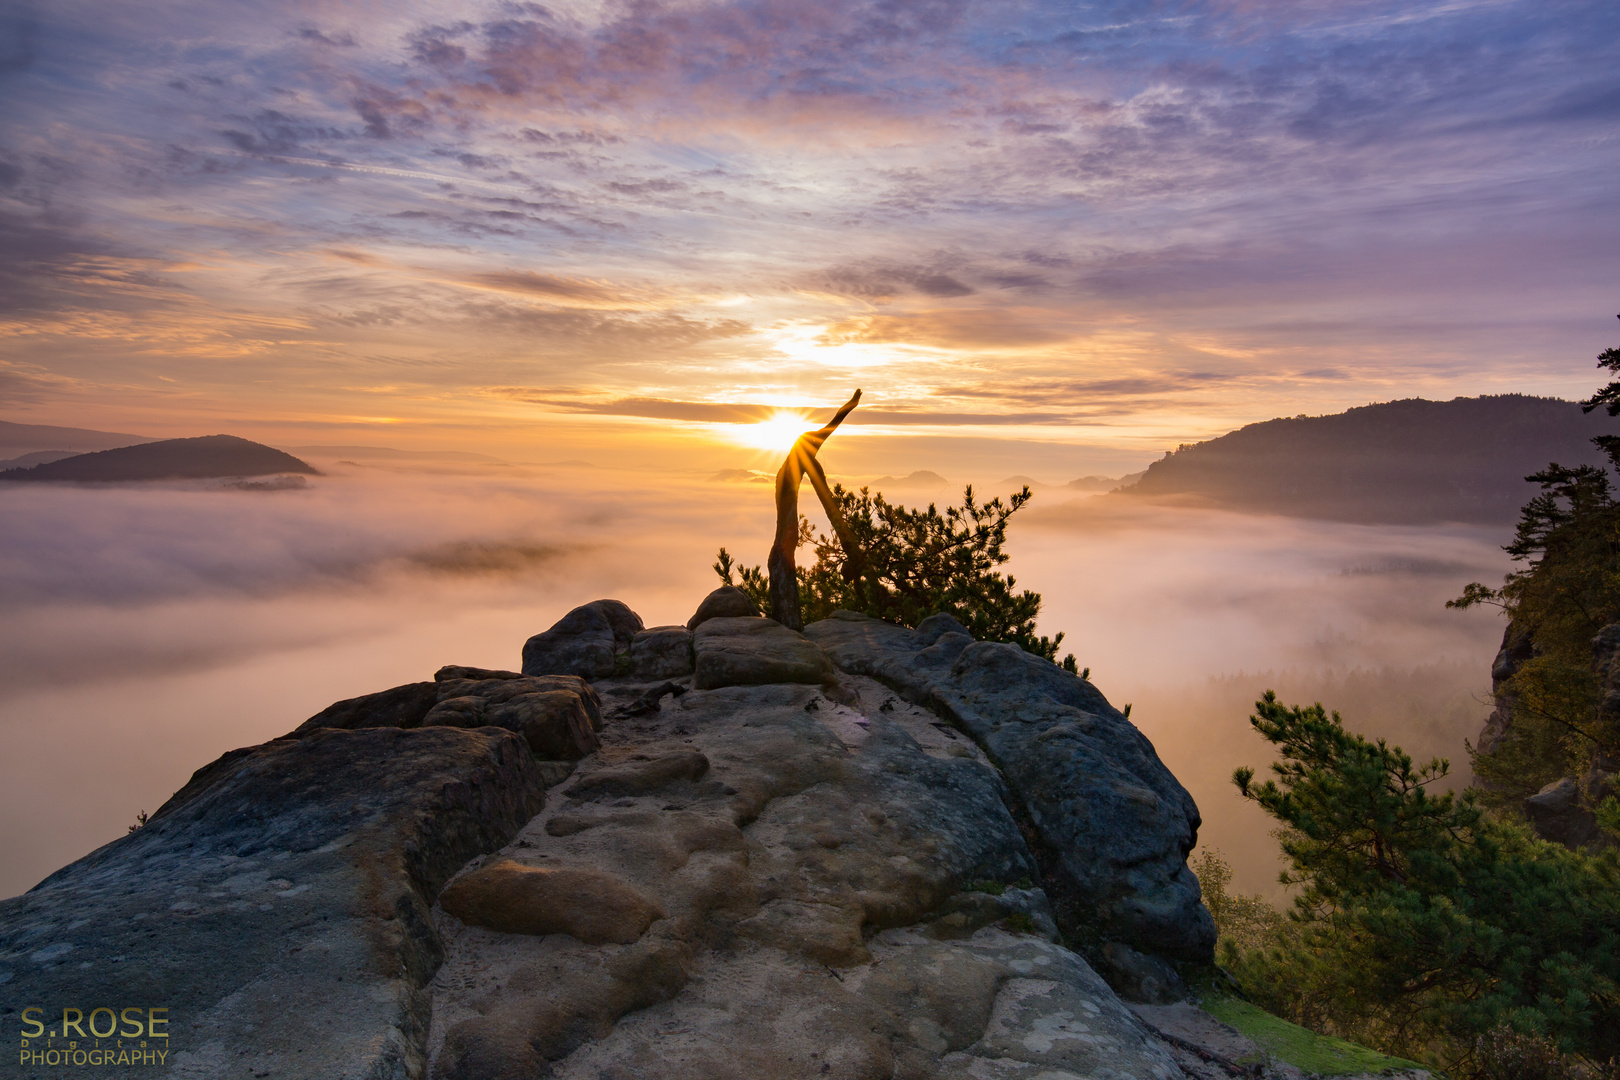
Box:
[0,466,1512,899]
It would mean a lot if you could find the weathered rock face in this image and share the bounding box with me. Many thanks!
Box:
[805,611,1216,963]
[1473,624,1535,759]
[0,727,546,1078]
[425,671,1192,1080]
[629,625,694,679]
[1478,620,1620,848]
[692,614,833,689]
[6,595,1238,1080]
[687,583,761,629]
[522,598,645,678]
[289,667,605,759]
[428,674,604,759]
[292,678,439,733]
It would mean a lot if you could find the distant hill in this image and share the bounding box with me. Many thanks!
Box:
[1121,395,1612,524]
[0,450,84,471]
[0,435,317,483]
[0,419,155,455]
[1066,471,1146,493]
[871,470,949,489]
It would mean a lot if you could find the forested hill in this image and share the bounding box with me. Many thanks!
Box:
[1121,395,1613,525]
[0,434,317,483]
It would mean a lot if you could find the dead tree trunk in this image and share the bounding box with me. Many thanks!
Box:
[769,389,862,630]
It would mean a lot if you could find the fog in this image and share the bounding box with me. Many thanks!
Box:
[0,464,1512,900]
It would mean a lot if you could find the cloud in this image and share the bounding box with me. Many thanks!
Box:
[820,308,1071,349]
[0,0,1614,445]
[464,270,679,310]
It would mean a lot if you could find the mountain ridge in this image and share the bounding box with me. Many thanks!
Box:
[0,434,317,483]
[1120,394,1609,524]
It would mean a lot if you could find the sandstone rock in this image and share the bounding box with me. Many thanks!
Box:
[436,672,603,726]
[805,612,1215,965]
[425,689,602,759]
[522,598,644,678]
[1525,776,1600,848]
[440,859,665,944]
[692,615,832,689]
[16,595,1250,1080]
[629,625,694,678]
[1475,626,1535,758]
[1,726,546,1079]
[435,663,522,681]
[566,748,712,801]
[290,679,438,735]
[687,583,760,629]
[1099,940,1190,1004]
[292,670,605,759]
[422,672,1158,1079]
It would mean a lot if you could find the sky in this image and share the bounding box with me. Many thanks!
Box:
[2,0,1617,470]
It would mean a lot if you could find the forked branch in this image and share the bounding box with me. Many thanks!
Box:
[768,389,862,629]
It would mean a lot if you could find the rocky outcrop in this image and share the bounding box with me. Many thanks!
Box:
[805,610,1215,962]
[1476,620,1620,848]
[5,594,1252,1079]
[522,598,645,678]
[1473,623,1535,759]
[686,583,760,628]
[424,668,1193,1079]
[692,614,833,689]
[1,727,546,1078]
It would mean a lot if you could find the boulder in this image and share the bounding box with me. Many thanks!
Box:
[435,664,522,681]
[691,616,832,689]
[435,672,602,726]
[687,584,760,629]
[440,859,665,944]
[628,625,694,678]
[1,726,547,1079]
[425,689,601,759]
[423,671,1186,1080]
[1525,777,1601,848]
[292,672,604,759]
[1097,941,1190,1005]
[291,679,438,735]
[805,612,1215,965]
[522,599,644,678]
[428,675,602,758]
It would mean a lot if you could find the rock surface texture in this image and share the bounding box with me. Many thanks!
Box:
[1,727,545,1078]
[5,594,1340,1079]
[1475,620,1619,849]
[804,610,1215,961]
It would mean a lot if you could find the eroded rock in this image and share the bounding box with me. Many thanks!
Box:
[629,625,695,678]
[692,615,832,689]
[423,669,1168,1078]
[805,612,1215,964]
[290,679,439,735]
[1,727,547,1079]
[439,859,665,944]
[523,598,644,678]
[687,583,761,629]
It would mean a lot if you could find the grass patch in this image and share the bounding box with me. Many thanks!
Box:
[1201,995,1429,1076]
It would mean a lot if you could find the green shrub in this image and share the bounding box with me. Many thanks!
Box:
[716,483,1073,663]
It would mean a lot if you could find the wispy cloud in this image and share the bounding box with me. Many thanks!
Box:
[0,0,1613,450]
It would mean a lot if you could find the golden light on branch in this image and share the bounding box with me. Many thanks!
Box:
[768,389,863,630]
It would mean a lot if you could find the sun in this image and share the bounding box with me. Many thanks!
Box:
[737,412,813,452]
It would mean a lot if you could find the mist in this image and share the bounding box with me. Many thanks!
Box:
[0,465,1513,900]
